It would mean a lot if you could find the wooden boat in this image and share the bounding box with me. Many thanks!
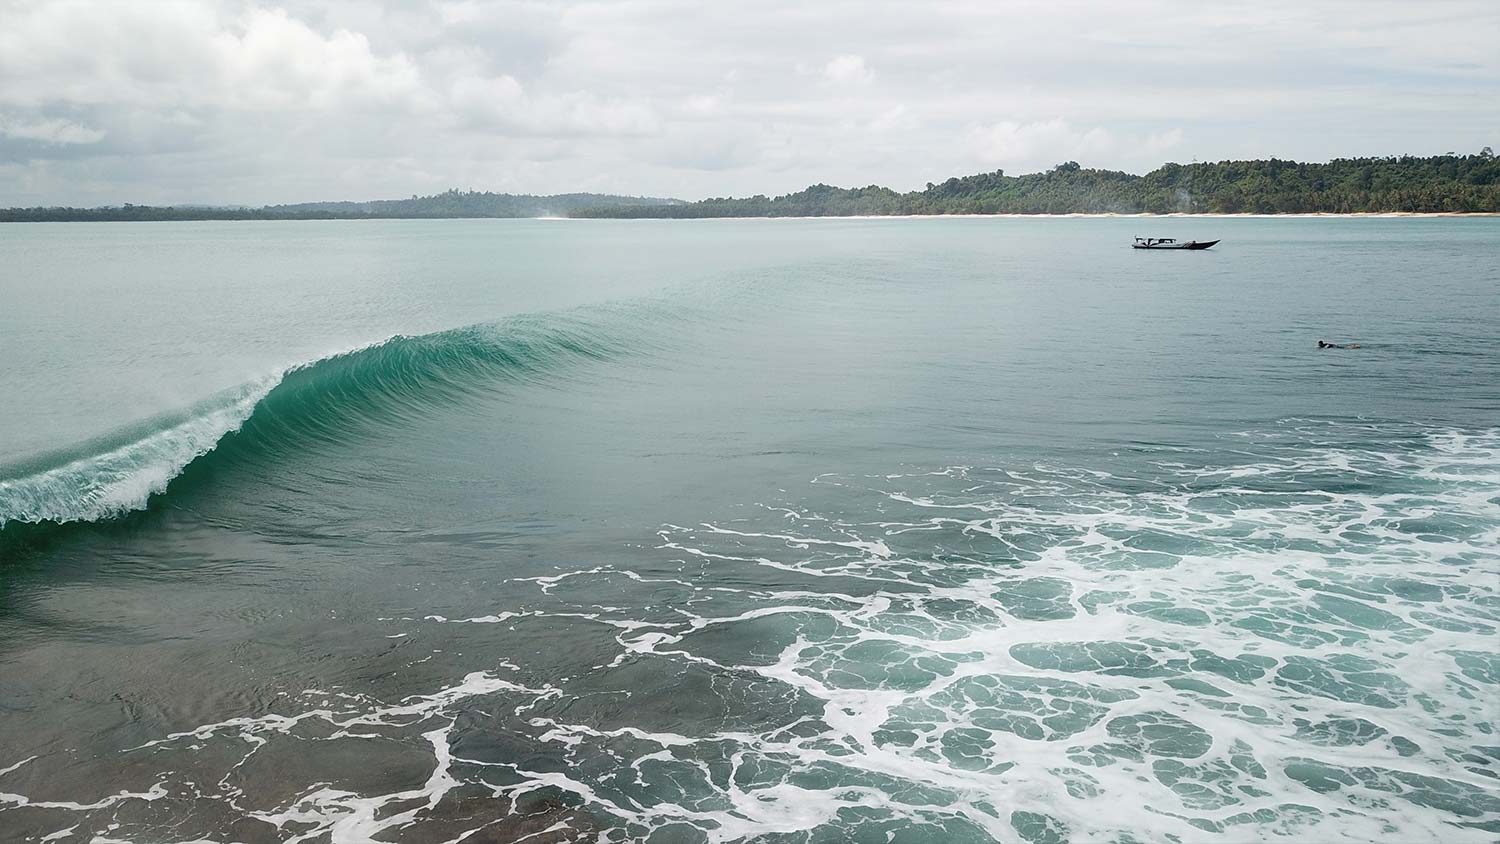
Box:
[1132,237,1218,250]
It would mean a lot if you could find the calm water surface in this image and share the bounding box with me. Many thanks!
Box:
[1,218,1497,842]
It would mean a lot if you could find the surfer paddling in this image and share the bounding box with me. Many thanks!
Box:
[1317,340,1361,349]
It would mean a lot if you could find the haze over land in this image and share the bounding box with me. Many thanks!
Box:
[5,152,1497,220]
[1,0,1497,207]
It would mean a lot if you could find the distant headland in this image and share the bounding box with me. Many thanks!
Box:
[3,150,1496,222]
[0,191,684,223]
[580,151,1499,218]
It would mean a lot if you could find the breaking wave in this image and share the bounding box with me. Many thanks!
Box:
[0,311,634,537]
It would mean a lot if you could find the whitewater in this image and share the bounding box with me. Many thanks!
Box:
[1,217,1496,843]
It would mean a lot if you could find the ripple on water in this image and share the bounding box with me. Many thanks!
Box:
[2,423,1497,842]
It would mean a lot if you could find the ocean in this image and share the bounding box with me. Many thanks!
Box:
[1,217,1497,843]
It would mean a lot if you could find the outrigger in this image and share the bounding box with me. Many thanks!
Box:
[1132,237,1219,250]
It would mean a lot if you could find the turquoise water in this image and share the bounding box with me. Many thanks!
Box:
[1,218,1497,842]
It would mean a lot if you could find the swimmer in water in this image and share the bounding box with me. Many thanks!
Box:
[1318,340,1361,349]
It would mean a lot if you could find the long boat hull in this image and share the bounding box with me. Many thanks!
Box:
[1132,240,1219,250]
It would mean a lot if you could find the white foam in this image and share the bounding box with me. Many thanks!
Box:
[6,422,1494,842]
[0,377,279,526]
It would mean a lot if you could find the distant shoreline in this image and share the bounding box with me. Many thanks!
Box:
[585,211,1500,220]
[6,151,1498,222]
[3,211,1497,224]
[576,152,1500,218]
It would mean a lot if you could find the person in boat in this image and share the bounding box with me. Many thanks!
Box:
[1318,340,1361,349]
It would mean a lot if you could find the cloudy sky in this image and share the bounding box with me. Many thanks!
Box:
[2,0,1496,206]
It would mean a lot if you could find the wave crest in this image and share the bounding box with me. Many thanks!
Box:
[0,314,625,533]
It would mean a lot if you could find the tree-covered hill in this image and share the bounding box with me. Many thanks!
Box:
[267,189,682,218]
[577,151,1500,217]
[5,151,1496,221]
[0,189,682,222]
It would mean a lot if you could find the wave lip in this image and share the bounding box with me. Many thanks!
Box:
[0,379,277,528]
[0,312,631,533]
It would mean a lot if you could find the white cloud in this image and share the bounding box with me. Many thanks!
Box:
[0,1,422,111]
[213,7,424,109]
[0,114,105,144]
[967,120,1191,173]
[1144,128,1185,156]
[869,105,911,132]
[0,0,1493,206]
[682,94,725,117]
[447,72,659,136]
[972,119,1115,167]
[823,54,874,84]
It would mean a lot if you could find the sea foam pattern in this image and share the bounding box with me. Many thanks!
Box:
[620,424,1500,841]
[2,423,1496,842]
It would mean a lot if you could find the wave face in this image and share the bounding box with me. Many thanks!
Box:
[0,313,627,532]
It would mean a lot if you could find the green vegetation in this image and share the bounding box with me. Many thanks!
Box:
[577,150,1500,217]
[4,151,1496,221]
[0,189,681,222]
[266,189,681,218]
